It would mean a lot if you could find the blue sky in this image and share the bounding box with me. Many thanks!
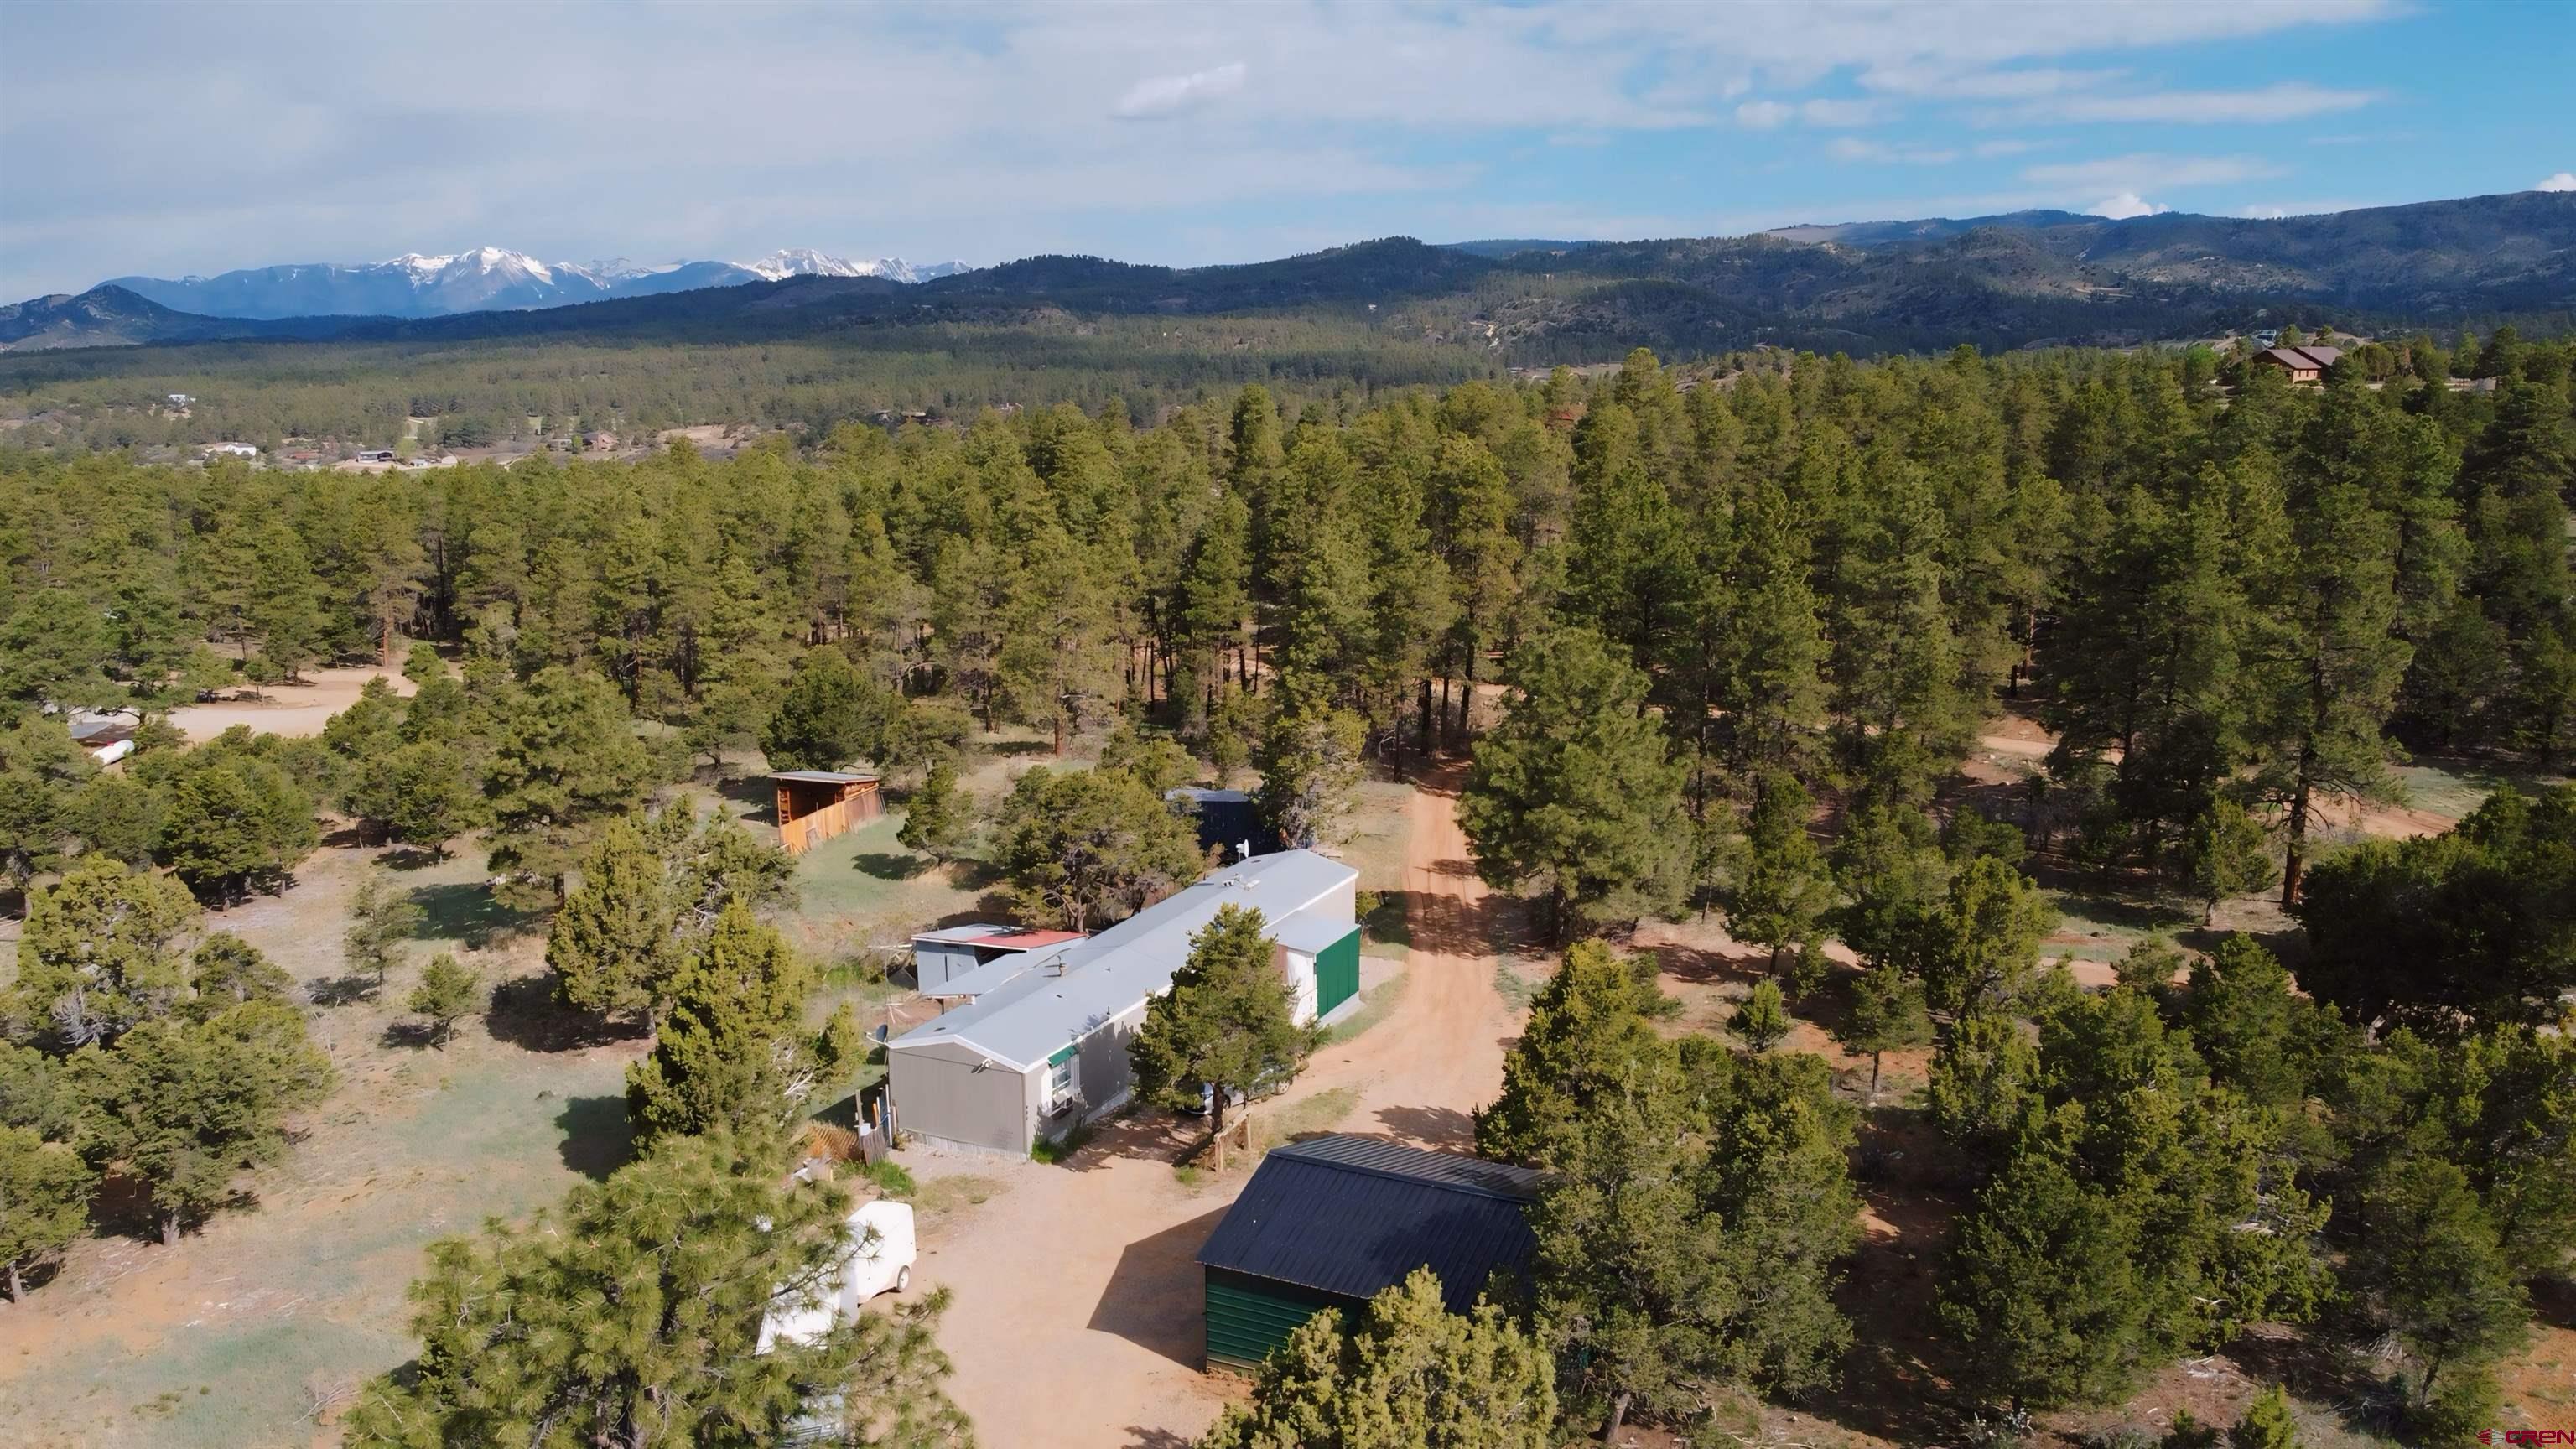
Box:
[2,0,2571,299]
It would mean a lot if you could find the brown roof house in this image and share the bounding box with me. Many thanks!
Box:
[2252,345,2344,384]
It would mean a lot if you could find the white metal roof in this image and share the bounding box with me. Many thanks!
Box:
[888,849,1357,1071]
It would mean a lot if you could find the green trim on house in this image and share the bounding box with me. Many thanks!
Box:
[1046,1042,1078,1067]
[1204,1266,1352,1371]
[1313,925,1362,1016]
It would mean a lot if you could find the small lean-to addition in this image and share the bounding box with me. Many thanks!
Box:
[771,770,881,855]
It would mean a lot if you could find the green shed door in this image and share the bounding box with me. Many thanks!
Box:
[1205,1268,1349,1372]
[1313,925,1362,1016]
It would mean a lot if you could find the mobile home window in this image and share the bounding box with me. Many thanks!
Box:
[1046,1053,1078,1113]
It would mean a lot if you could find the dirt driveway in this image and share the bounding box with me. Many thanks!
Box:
[909,766,1514,1447]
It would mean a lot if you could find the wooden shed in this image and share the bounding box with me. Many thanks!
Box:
[772,770,882,854]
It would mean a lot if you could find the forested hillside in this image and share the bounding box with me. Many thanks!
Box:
[3,330,2573,1444]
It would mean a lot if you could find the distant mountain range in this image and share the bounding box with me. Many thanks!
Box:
[88,247,971,320]
[4,192,2567,356]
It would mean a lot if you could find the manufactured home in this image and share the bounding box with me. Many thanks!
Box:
[884,849,1360,1156]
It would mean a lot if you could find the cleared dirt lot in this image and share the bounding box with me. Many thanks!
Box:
[911,764,1515,1448]
[165,665,414,742]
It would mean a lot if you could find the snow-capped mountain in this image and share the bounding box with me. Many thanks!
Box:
[740,248,972,284]
[101,247,971,320]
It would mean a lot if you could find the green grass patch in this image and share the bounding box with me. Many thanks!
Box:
[1171,1164,1202,1190]
[909,1174,1003,1216]
[1492,955,1545,1010]
[2393,756,2570,822]
[1255,1084,1359,1151]
[2038,888,2197,963]
[1031,1119,1096,1164]
[1319,969,1410,1046]
[861,1159,917,1197]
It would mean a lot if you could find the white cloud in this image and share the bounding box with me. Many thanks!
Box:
[2537,172,2576,193]
[0,0,2415,296]
[1995,80,2376,125]
[2090,191,2168,219]
[1111,62,1248,120]
[1973,138,2047,158]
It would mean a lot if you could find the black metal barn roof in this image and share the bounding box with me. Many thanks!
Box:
[1195,1135,1543,1314]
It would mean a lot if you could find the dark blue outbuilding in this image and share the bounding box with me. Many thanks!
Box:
[1193,1135,1544,1371]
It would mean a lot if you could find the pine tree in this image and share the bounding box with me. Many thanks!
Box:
[1915,855,2056,1017]
[897,754,971,862]
[2354,1156,2530,1414]
[1198,1268,1557,1449]
[2176,797,2276,924]
[184,932,293,1018]
[1940,1141,2150,1413]
[1474,940,1674,1168]
[1926,1011,2040,1167]
[1729,979,1792,1053]
[760,647,890,771]
[1256,673,1366,850]
[407,953,482,1049]
[8,858,198,1047]
[993,766,1204,932]
[342,1133,970,1449]
[547,818,677,1029]
[385,739,476,854]
[1130,904,1309,1141]
[482,665,654,909]
[624,901,818,1143]
[1699,1053,1862,1395]
[1461,628,1690,941]
[1721,771,1831,977]
[2231,1384,2302,1449]
[73,1000,334,1244]
[0,1126,92,1302]
[0,711,93,897]
[1836,966,1931,1101]
[342,870,421,988]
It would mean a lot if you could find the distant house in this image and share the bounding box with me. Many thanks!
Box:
[2252,345,2344,383]
[166,392,194,408]
[1166,787,1280,863]
[67,715,136,766]
[886,849,1360,1156]
[771,770,881,854]
[1195,1135,1543,1372]
[355,449,396,463]
[203,441,257,459]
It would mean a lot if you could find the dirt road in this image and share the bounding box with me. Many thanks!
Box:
[912,766,1514,1447]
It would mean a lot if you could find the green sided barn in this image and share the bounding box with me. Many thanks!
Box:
[1193,1135,1545,1372]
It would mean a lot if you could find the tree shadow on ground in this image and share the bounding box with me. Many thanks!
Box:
[1373,1104,1475,1149]
[1087,1204,1230,1368]
[714,772,774,821]
[408,881,532,950]
[1801,1180,1972,1446]
[852,852,928,881]
[2227,1325,2399,1442]
[484,972,643,1052]
[553,1093,635,1181]
[1050,1109,1204,1173]
[990,740,1056,757]
[1122,1431,1195,1449]
[305,974,380,1007]
[378,1020,443,1051]
[377,845,451,872]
